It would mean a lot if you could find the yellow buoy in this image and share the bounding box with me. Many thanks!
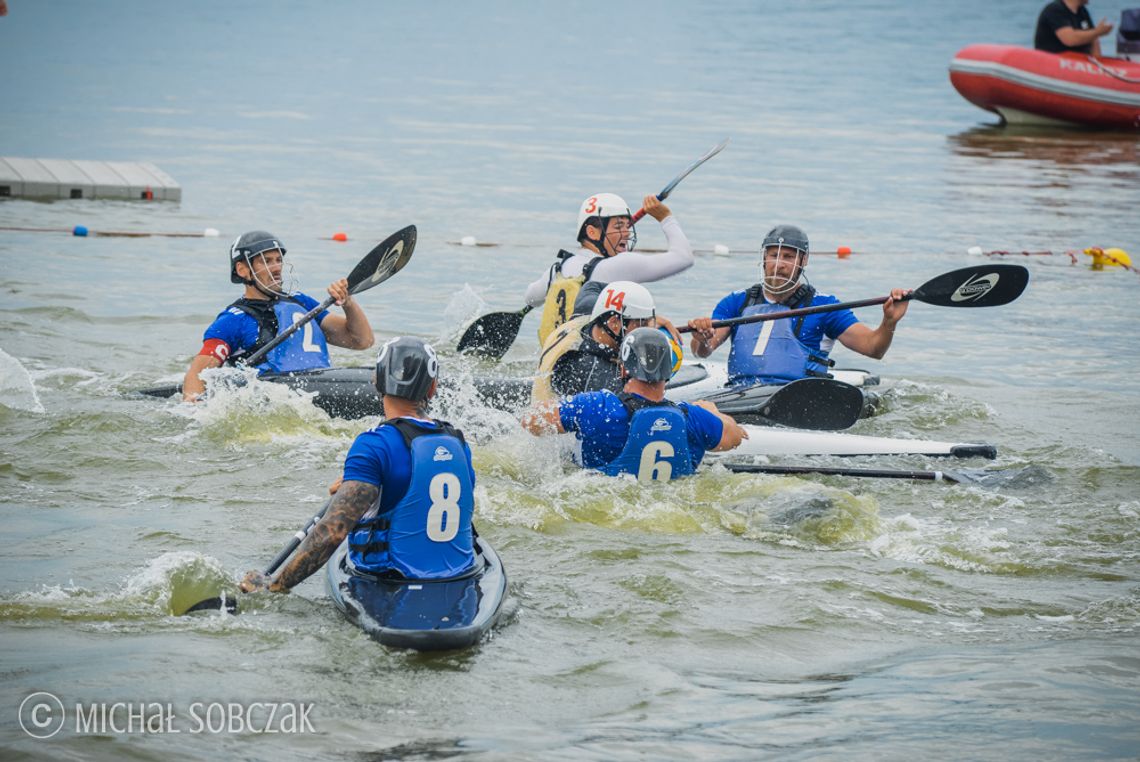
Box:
[1104,247,1132,268]
[1084,247,1132,270]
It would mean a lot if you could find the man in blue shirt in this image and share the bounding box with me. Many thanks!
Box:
[523,328,746,481]
[241,337,477,593]
[686,225,910,387]
[182,230,375,401]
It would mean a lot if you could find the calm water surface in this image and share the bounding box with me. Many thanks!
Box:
[2,1,1138,759]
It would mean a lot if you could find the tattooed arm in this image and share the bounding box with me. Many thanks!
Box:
[240,480,379,594]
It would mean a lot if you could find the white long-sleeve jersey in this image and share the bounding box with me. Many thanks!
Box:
[523,215,694,307]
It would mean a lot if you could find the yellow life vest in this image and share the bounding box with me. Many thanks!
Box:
[531,315,591,405]
[537,252,603,346]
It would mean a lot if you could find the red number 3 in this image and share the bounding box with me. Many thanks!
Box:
[584,196,598,215]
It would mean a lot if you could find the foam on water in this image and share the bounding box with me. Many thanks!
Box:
[440,284,490,345]
[0,347,45,413]
[173,366,363,446]
[0,552,235,622]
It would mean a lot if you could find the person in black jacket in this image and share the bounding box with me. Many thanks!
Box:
[1034,0,1114,55]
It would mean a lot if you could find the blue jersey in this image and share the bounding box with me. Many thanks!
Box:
[343,418,477,579]
[713,288,858,385]
[203,293,331,374]
[559,390,723,474]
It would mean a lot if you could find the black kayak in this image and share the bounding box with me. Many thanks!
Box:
[325,535,507,652]
[135,364,711,420]
[136,364,871,430]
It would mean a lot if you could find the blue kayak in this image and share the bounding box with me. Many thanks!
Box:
[325,534,507,651]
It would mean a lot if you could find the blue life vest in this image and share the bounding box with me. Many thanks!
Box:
[227,296,331,374]
[727,284,833,385]
[347,419,476,580]
[601,394,696,481]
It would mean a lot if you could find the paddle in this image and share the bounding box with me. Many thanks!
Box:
[182,499,332,615]
[457,139,731,360]
[629,137,730,224]
[722,462,974,484]
[701,377,865,430]
[678,264,1030,334]
[455,304,534,359]
[241,225,417,368]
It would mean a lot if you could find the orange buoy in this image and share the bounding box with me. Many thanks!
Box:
[837,245,852,258]
[332,232,348,242]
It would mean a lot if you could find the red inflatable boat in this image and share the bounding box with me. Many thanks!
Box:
[949,44,1140,129]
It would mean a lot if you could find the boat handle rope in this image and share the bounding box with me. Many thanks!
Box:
[1085,55,1140,85]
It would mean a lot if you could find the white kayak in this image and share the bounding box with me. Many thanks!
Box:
[667,361,878,403]
[720,425,997,459]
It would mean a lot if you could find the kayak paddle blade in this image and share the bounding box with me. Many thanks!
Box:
[181,593,239,615]
[913,264,1029,308]
[346,225,417,296]
[703,378,864,430]
[457,308,530,359]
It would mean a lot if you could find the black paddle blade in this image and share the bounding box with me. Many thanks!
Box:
[135,384,182,398]
[183,594,239,615]
[456,308,529,359]
[914,264,1029,307]
[346,225,417,296]
[702,378,864,430]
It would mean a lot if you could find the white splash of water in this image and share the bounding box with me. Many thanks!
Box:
[0,346,45,413]
[441,284,490,344]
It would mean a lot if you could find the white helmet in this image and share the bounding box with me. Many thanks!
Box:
[590,281,656,323]
[577,193,633,242]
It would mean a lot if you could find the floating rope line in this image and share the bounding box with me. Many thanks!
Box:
[982,247,1139,276]
[0,225,354,241]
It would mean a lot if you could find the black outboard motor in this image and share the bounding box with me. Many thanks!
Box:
[1119,8,1140,60]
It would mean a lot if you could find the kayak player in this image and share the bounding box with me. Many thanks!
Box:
[686,225,910,387]
[1034,0,1114,56]
[523,193,694,345]
[532,281,684,403]
[241,337,477,593]
[523,328,746,481]
[182,230,375,401]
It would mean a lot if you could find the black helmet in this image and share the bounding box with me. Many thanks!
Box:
[762,224,809,255]
[619,327,673,383]
[375,337,439,401]
[230,230,286,284]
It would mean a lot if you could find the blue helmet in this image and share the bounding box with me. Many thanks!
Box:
[374,337,439,401]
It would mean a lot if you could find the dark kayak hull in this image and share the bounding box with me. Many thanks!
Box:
[325,535,507,651]
[136,364,875,429]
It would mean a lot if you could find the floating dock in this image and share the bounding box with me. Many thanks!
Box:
[0,157,181,201]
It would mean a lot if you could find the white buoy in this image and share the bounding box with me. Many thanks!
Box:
[713,243,730,256]
[967,246,983,256]
[203,228,220,237]
[461,236,477,247]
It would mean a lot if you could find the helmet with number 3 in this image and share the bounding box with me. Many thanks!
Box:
[577,193,637,253]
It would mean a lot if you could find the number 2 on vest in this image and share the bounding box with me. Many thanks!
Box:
[638,442,675,482]
[292,311,321,353]
[426,472,462,542]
